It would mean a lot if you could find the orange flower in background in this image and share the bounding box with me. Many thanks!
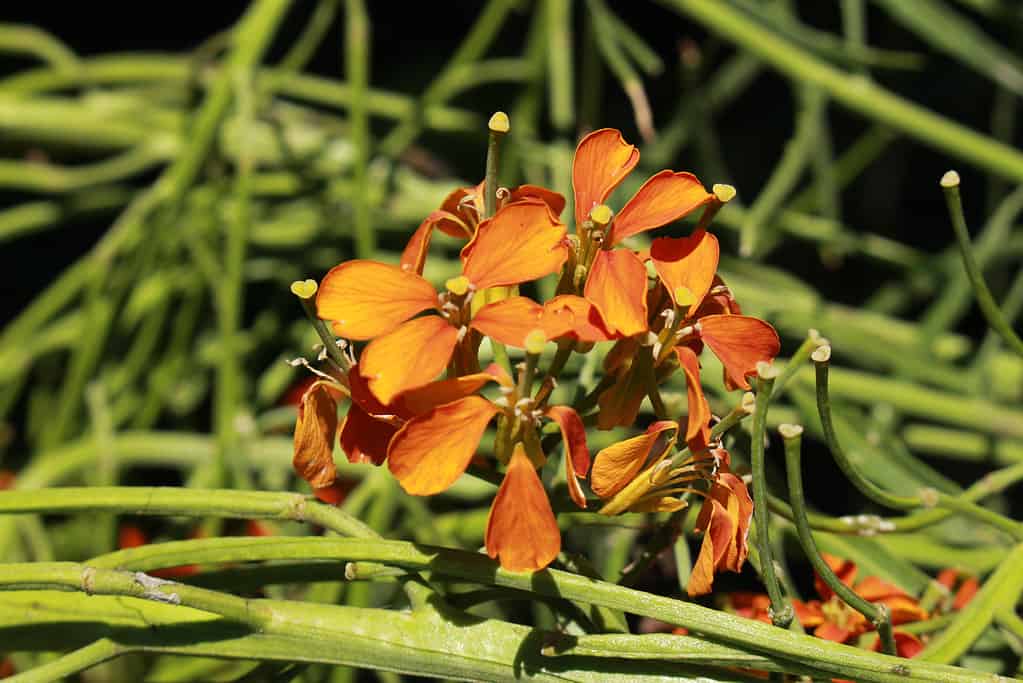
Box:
[573,128,714,337]
[0,470,14,490]
[317,199,568,405]
[936,568,979,611]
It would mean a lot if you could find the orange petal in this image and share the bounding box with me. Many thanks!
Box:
[708,472,753,572]
[541,295,615,343]
[674,346,712,452]
[546,405,590,509]
[360,316,459,405]
[596,358,650,430]
[591,420,677,499]
[815,621,854,644]
[883,631,925,659]
[953,577,979,610]
[317,260,438,340]
[608,170,713,246]
[437,186,478,236]
[485,444,561,572]
[292,382,338,489]
[650,229,720,316]
[698,315,781,391]
[855,575,911,602]
[584,248,649,337]
[509,184,567,218]
[387,396,499,495]
[400,210,464,275]
[394,371,499,418]
[461,199,568,290]
[338,402,396,466]
[572,128,639,225]
[883,595,929,625]
[469,296,543,347]
[792,599,825,628]
[687,497,733,597]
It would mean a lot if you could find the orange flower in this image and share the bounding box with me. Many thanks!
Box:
[573,128,714,337]
[317,199,569,405]
[936,568,980,611]
[688,470,753,597]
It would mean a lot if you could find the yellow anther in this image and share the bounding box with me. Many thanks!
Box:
[524,329,547,355]
[589,204,613,227]
[290,279,318,299]
[673,286,696,308]
[445,275,471,296]
[712,183,737,203]
[488,111,510,135]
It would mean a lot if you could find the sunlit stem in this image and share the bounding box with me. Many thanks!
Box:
[779,423,896,655]
[750,366,792,629]
[484,111,509,219]
[291,280,351,373]
[772,328,826,397]
[695,183,736,232]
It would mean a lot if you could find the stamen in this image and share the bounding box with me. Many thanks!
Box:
[456,325,468,343]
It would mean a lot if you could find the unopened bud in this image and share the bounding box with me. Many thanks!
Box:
[290,279,318,299]
[488,111,510,135]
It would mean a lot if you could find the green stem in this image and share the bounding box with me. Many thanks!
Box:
[779,424,896,655]
[941,171,1023,357]
[771,329,823,397]
[4,639,120,683]
[345,0,373,258]
[545,0,575,133]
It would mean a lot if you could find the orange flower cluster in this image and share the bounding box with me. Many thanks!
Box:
[291,125,779,587]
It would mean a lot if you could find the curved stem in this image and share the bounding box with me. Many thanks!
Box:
[5,639,120,683]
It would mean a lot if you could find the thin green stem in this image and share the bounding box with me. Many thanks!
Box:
[4,639,120,683]
[345,0,373,258]
[545,0,575,133]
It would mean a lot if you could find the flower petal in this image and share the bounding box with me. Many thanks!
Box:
[546,405,590,509]
[572,128,639,225]
[584,248,649,337]
[541,295,615,343]
[469,296,543,347]
[292,382,338,489]
[591,420,678,499]
[509,184,567,218]
[338,402,396,466]
[317,260,438,340]
[687,497,733,597]
[485,443,561,572]
[596,353,650,430]
[400,210,464,275]
[394,371,499,418]
[360,316,459,405]
[387,396,499,495]
[698,314,781,391]
[608,171,713,246]
[674,346,712,452]
[461,199,568,290]
[650,229,720,316]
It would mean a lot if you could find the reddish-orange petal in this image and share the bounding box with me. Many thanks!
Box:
[461,199,568,290]
[400,210,464,275]
[714,472,753,571]
[883,595,929,626]
[437,186,478,236]
[815,621,854,644]
[572,128,639,225]
[485,444,561,572]
[387,396,499,495]
[508,184,567,218]
[338,402,396,466]
[650,229,720,316]
[469,296,544,347]
[687,497,733,597]
[792,600,825,628]
[317,260,438,340]
[359,316,459,405]
[698,315,781,391]
[674,346,712,452]
[953,576,979,610]
[292,382,339,489]
[596,359,650,430]
[394,370,499,418]
[855,575,911,602]
[887,631,925,659]
[591,421,678,499]
[608,170,713,246]
[546,405,590,509]
[541,295,615,343]
[584,248,649,337]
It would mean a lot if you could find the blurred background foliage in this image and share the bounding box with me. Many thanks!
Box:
[1,0,1023,681]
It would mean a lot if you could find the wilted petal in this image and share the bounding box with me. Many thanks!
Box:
[388,396,499,495]
[591,420,678,499]
[609,171,713,246]
[674,346,712,452]
[461,199,568,290]
[572,128,639,225]
[317,260,438,340]
[400,210,464,275]
[712,473,753,571]
[469,296,544,348]
[293,382,339,489]
[338,402,396,466]
[650,229,720,316]
[687,497,733,597]
[546,405,590,509]
[360,316,459,405]
[699,315,781,391]
[509,184,567,218]
[584,248,649,337]
[541,295,615,343]
[485,444,561,572]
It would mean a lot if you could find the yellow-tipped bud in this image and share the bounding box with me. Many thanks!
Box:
[712,183,736,203]
[488,111,510,135]
[524,329,547,355]
[445,275,471,296]
[589,204,613,227]
[940,170,960,188]
[673,286,696,308]
[290,279,318,299]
